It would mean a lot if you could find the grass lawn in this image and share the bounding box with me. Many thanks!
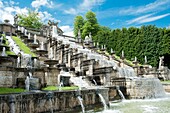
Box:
[161,80,170,84]
[12,36,36,57]
[0,87,25,94]
[42,86,78,91]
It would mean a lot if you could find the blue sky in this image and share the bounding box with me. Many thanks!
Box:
[0,0,170,36]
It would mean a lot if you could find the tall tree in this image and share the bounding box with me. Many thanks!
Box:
[82,11,99,39]
[18,9,43,29]
[73,15,84,37]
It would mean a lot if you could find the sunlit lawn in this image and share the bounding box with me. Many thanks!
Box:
[0,87,25,94]
[42,86,78,91]
[161,80,170,84]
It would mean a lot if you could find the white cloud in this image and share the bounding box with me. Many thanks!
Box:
[0,1,28,24]
[64,0,105,15]
[60,25,74,37]
[80,0,104,10]
[64,8,77,15]
[167,25,170,29]
[138,13,170,24]
[98,0,170,19]
[31,0,54,9]
[39,11,61,23]
[127,14,154,25]
[0,1,3,8]
[119,0,170,15]
[0,1,58,25]
[127,13,170,25]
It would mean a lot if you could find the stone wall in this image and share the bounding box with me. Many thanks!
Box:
[0,71,13,87]
[0,88,109,113]
[162,83,170,92]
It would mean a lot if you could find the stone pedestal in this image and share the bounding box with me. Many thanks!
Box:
[45,67,60,86]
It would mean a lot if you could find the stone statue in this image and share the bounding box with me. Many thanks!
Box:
[121,50,124,59]
[78,29,81,38]
[159,56,164,69]
[14,14,18,25]
[144,56,147,64]
[48,20,52,26]
[89,32,92,41]
[77,29,82,43]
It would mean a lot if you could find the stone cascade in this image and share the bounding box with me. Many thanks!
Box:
[0,19,168,100]
[0,88,109,113]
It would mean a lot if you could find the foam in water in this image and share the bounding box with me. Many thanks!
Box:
[70,76,91,88]
[128,78,166,98]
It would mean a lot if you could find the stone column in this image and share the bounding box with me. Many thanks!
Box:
[67,49,72,67]
[88,64,93,76]
[105,73,111,86]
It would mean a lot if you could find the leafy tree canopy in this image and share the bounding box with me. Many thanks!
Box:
[18,9,43,29]
[74,15,84,37]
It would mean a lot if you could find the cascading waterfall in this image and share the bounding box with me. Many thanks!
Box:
[98,93,107,110]
[77,96,85,113]
[93,79,97,86]
[25,76,30,91]
[70,76,90,88]
[129,78,166,98]
[116,86,125,100]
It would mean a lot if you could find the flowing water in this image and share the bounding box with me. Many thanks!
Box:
[117,89,125,100]
[86,93,170,113]
[77,96,85,113]
[25,76,30,91]
[98,93,108,110]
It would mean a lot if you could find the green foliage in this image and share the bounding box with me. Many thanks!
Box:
[82,11,99,39]
[6,51,15,55]
[18,9,43,29]
[96,25,170,67]
[74,11,170,68]
[12,36,36,57]
[0,87,25,94]
[74,15,84,37]
[42,86,78,91]
[161,80,170,84]
[74,11,99,39]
